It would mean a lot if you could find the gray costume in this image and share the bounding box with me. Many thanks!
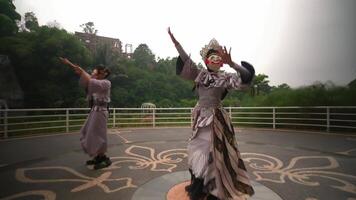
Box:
[79,77,111,157]
[175,43,255,199]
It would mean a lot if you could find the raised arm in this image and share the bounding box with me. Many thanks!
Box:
[59,57,91,85]
[220,47,255,84]
[168,27,190,62]
[168,27,199,81]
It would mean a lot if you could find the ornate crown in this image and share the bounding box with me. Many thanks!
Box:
[200,38,223,59]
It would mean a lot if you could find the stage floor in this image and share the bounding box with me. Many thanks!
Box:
[0,127,355,200]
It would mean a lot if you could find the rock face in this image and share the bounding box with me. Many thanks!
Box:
[0,55,24,108]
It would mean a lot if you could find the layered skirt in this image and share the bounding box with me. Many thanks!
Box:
[186,107,254,200]
[80,108,108,157]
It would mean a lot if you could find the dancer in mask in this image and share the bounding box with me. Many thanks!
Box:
[168,28,255,200]
[60,57,112,170]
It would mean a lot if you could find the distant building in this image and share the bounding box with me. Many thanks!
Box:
[75,32,123,55]
[123,44,133,58]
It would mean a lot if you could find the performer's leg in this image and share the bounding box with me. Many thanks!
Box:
[186,176,205,200]
[185,168,195,192]
[186,126,212,200]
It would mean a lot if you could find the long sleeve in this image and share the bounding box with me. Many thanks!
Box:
[175,43,190,62]
[79,71,91,88]
[224,72,245,90]
[86,79,111,103]
[175,44,200,81]
[88,79,111,94]
[229,61,255,84]
[185,59,255,90]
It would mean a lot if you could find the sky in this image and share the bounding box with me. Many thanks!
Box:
[13,0,356,87]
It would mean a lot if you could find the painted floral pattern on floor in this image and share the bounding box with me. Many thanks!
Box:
[3,144,356,199]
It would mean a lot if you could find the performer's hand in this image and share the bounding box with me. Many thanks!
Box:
[59,57,77,68]
[59,57,71,65]
[59,57,83,75]
[220,46,233,65]
[168,27,179,46]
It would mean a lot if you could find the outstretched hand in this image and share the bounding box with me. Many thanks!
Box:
[220,46,233,65]
[168,27,179,46]
[59,57,83,75]
[59,57,71,65]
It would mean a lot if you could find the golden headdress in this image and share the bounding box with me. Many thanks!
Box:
[200,38,223,59]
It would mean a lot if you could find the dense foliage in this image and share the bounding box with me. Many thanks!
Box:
[0,3,355,108]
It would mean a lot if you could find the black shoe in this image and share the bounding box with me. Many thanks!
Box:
[94,156,112,170]
[86,158,97,165]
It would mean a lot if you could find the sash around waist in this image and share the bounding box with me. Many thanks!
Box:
[90,100,109,107]
[91,105,108,111]
[197,100,222,108]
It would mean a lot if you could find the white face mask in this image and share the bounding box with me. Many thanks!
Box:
[207,65,221,72]
[206,54,223,72]
[208,54,223,63]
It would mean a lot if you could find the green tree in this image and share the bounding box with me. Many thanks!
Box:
[24,12,39,31]
[80,21,97,34]
[277,83,290,90]
[252,74,271,95]
[0,0,21,36]
[132,44,155,69]
[93,42,126,71]
[0,25,92,108]
[348,78,356,89]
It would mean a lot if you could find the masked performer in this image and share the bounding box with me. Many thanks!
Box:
[60,57,112,170]
[168,28,255,200]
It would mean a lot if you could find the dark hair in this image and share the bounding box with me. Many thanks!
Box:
[94,64,110,78]
[206,49,219,58]
[205,49,220,72]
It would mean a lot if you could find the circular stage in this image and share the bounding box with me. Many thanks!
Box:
[131,171,283,200]
[166,181,190,200]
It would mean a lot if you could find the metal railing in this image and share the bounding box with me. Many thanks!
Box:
[0,100,8,138]
[0,106,355,138]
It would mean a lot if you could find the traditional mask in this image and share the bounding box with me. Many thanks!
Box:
[200,38,223,72]
[205,53,223,72]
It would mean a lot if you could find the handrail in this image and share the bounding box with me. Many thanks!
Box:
[0,106,355,138]
[0,100,8,138]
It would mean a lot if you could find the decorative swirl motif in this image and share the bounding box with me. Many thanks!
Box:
[15,166,136,193]
[337,148,356,156]
[9,145,356,198]
[105,145,188,172]
[242,153,356,195]
[109,130,133,144]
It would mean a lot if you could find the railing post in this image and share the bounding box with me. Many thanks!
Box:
[191,108,193,127]
[152,108,156,128]
[273,107,276,129]
[229,107,232,119]
[4,109,8,138]
[326,107,330,132]
[113,108,116,128]
[66,109,69,133]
